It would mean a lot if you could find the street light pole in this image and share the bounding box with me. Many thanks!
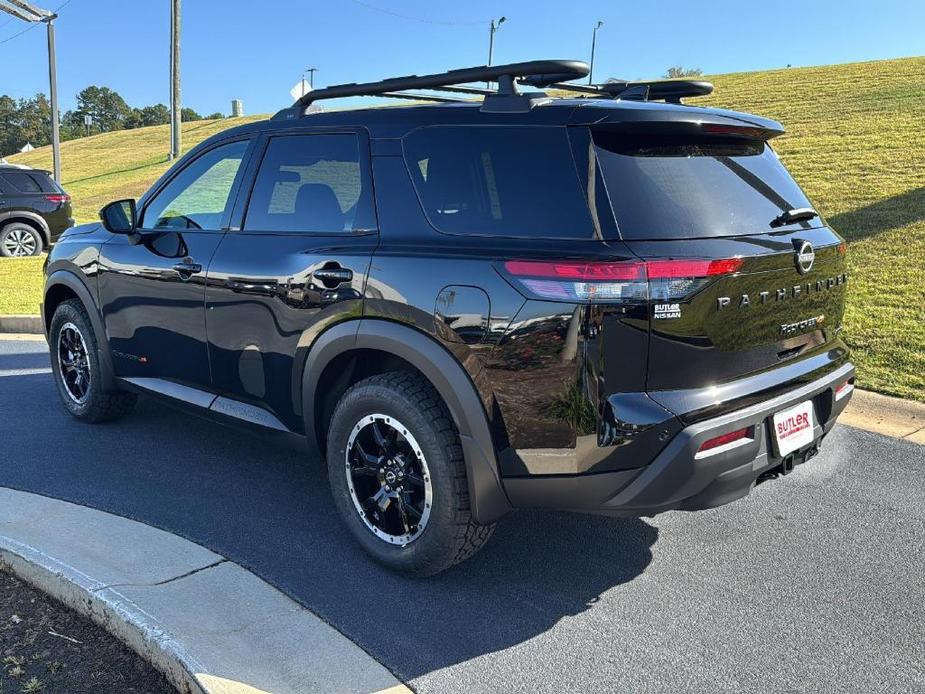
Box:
[487,16,506,67]
[0,1,62,181]
[486,16,506,88]
[589,20,603,85]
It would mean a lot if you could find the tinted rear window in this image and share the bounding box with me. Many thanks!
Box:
[594,132,814,240]
[0,171,56,193]
[403,126,596,239]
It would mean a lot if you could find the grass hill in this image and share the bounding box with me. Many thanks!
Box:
[8,116,267,222]
[4,56,925,401]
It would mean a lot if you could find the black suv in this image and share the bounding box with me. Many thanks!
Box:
[42,61,854,575]
[0,165,73,257]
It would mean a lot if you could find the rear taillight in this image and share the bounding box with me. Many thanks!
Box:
[695,426,754,459]
[834,380,854,401]
[45,194,69,204]
[501,258,742,303]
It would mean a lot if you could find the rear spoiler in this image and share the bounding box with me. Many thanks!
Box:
[569,104,786,141]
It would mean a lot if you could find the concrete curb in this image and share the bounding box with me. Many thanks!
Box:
[0,488,410,694]
[0,314,42,334]
[839,388,925,444]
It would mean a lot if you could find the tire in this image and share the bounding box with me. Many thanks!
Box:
[326,371,495,576]
[0,222,43,257]
[49,299,137,423]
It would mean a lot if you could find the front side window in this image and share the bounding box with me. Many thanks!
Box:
[142,139,249,230]
[403,126,596,239]
[243,134,374,233]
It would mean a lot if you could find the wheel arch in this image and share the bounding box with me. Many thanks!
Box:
[302,319,512,524]
[0,211,51,247]
[44,269,117,391]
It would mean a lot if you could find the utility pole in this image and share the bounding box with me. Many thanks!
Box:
[0,1,62,181]
[169,0,181,160]
[305,67,317,89]
[589,20,603,85]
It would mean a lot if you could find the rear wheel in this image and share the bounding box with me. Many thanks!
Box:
[0,222,43,257]
[49,300,136,422]
[326,372,495,576]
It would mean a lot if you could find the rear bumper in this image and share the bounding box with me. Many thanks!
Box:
[502,361,855,515]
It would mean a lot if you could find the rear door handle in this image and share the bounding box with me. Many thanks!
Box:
[312,267,353,287]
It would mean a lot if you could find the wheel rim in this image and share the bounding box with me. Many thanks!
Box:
[345,414,433,546]
[2,229,37,257]
[57,322,92,404]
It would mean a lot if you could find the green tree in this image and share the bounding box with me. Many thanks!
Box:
[126,104,170,129]
[180,107,202,122]
[664,66,703,78]
[205,112,224,120]
[74,85,131,132]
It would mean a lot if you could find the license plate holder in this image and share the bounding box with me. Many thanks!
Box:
[772,400,816,457]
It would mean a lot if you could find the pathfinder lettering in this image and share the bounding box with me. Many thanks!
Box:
[717,272,847,311]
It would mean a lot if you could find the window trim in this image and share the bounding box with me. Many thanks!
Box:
[137,135,256,233]
[232,127,378,237]
[399,124,596,240]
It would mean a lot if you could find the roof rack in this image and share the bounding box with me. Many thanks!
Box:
[538,78,714,104]
[289,59,588,114]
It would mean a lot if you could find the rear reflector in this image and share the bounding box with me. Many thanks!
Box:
[45,194,69,204]
[696,426,754,458]
[834,380,854,401]
[502,257,741,303]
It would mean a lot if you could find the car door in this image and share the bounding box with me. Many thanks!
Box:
[98,137,253,386]
[205,129,378,430]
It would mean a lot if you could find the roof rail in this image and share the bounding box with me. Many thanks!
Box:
[545,79,714,104]
[292,59,588,113]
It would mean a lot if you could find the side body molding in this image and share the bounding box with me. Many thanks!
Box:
[301,319,512,524]
[43,269,117,391]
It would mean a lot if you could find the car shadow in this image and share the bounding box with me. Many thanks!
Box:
[0,365,657,682]
[827,186,925,242]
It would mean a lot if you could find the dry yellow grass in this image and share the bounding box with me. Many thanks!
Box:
[8,116,266,223]
[3,57,924,400]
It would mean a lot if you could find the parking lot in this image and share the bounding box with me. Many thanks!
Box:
[1,336,923,693]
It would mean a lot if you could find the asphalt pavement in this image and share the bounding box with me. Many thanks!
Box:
[1,337,923,693]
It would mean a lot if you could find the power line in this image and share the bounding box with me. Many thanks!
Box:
[350,0,485,26]
[0,0,72,45]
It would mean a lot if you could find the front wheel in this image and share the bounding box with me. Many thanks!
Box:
[326,372,495,576]
[49,300,136,422]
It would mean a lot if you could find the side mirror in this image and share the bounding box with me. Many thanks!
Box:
[100,199,137,234]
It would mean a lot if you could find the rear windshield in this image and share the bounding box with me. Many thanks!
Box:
[593,132,814,240]
[403,126,596,239]
[0,170,58,194]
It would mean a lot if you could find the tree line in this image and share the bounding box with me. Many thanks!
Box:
[1,85,224,156]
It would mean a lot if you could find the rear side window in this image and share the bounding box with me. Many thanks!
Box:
[0,171,55,193]
[244,134,375,233]
[594,132,814,240]
[403,126,596,239]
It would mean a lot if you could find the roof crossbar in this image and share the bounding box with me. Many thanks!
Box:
[294,59,589,112]
[379,91,470,103]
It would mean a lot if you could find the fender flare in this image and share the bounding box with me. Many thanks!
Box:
[0,210,51,246]
[44,269,117,392]
[302,319,512,524]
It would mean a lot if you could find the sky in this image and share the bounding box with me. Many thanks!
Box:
[2,0,923,116]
